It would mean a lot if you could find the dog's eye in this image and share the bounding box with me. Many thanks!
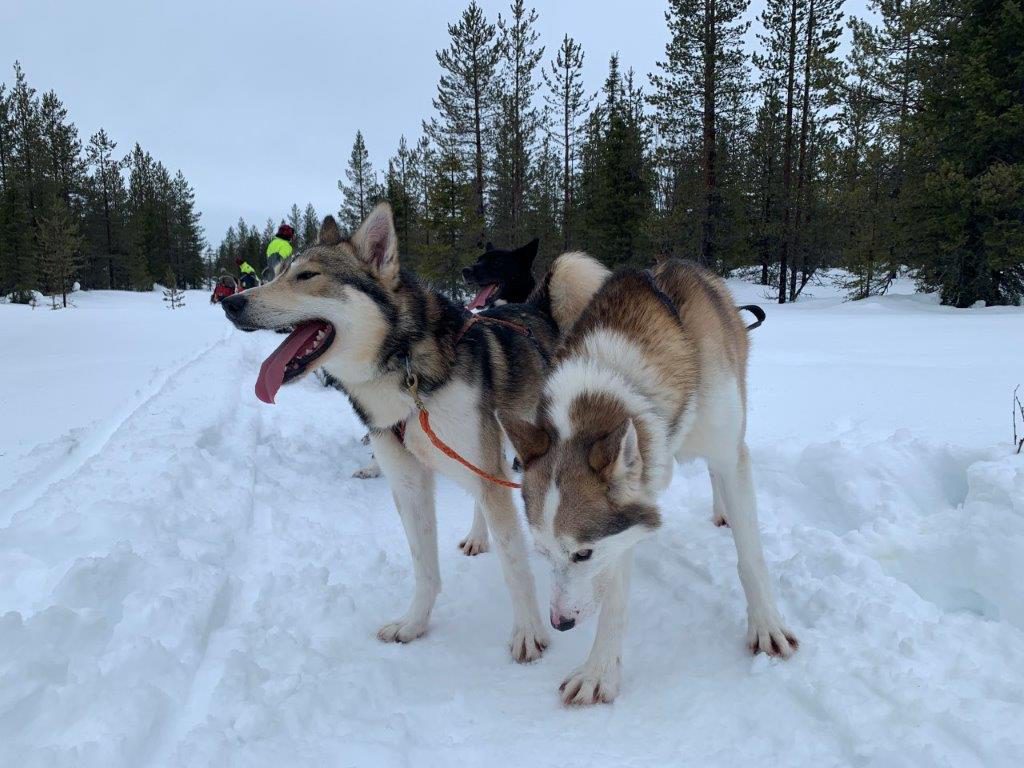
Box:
[571,549,593,563]
[296,271,320,281]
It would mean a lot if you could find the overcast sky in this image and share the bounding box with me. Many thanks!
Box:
[4,0,869,246]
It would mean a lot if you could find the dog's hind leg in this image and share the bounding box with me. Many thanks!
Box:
[372,430,440,644]
[479,481,550,663]
[710,443,798,658]
[458,502,490,556]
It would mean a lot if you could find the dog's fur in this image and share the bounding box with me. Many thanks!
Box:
[352,237,543,484]
[462,238,539,307]
[221,203,606,662]
[503,259,797,704]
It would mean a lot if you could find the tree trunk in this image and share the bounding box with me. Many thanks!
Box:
[701,0,718,269]
[791,0,816,303]
[563,63,572,251]
[472,53,486,242]
[778,0,799,304]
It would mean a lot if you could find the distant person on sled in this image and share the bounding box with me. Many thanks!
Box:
[210,274,238,304]
[236,258,259,290]
[263,223,295,282]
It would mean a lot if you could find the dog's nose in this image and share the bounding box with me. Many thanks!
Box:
[553,616,575,632]
[222,294,247,318]
[461,267,472,279]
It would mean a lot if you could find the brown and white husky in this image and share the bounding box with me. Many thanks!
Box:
[502,259,798,704]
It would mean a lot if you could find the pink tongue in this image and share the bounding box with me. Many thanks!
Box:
[255,322,325,404]
[468,284,498,310]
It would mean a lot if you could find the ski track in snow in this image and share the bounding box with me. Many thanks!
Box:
[1,285,1023,767]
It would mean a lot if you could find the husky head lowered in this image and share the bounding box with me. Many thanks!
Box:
[221,204,420,404]
[503,397,662,630]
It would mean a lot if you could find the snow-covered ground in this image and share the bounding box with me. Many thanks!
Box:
[1,282,1022,767]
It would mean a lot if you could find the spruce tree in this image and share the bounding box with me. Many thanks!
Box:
[338,130,378,234]
[907,0,1024,306]
[84,129,124,288]
[287,203,302,249]
[301,203,319,247]
[578,56,653,267]
[425,1,500,240]
[649,0,751,269]
[492,0,544,246]
[37,196,83,307]
[543,34,593,250]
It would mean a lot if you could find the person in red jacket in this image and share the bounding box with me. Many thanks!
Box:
[210,274,237,304]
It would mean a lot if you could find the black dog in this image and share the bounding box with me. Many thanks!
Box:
[462,238,539,310]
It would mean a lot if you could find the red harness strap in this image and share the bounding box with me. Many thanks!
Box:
[417,409,521,488]
[453,313,534,344]
[391,312,531,489]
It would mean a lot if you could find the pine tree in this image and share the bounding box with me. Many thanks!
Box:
[301,203,319,247]
[37,196,83,307]
[287,203,302,249]
[578,56,653,267]
[649,0,751,269]
[423,133,479,295]
[491,0,544,246]
[39,90,82,207]
[425,1,500,240]
[338,130,378,234]
[906,0,1024,306]
[543,35,593,250]
[84,129,124,288]
[162,265,185,309]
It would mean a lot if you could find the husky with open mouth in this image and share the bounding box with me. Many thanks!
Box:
[220,203,608,662]
[463,238,539,309]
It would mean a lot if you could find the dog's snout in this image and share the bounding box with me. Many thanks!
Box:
[552,615,576,632]
[461,266,473,280]
[222,294,247,318]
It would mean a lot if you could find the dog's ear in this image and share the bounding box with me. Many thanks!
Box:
[520,238,539,266]
[589,418,642,485]
[500,414,551,469]
[352,203,400,288]
[318,216,344,246]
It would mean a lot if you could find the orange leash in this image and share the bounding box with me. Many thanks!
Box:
[401,316,526,489]
[417,409,521,489]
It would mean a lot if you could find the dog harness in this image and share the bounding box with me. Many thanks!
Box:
[394,312,534,489]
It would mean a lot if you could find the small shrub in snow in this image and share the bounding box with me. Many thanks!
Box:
[162,268,186,310]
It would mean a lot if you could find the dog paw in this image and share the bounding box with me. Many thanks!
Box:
[377,617,428,644]
[559,659,621,705]
[746,615,799,658]
[458,533,489,556]
[352,464,382,479]
[509,624,550,663]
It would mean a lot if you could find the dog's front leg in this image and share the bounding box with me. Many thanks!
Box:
[458,502,490,556]
[713,443,798,657]
[372,429,440,643]
[560,549,633,705]
[479,483,550,662]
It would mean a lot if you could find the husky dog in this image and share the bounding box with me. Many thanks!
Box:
[502,259,797,704]
[463,238,539,309]
[352,237,543,484]
[220,203,607,662]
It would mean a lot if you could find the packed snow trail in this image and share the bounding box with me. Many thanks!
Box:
[1,285,1022,767]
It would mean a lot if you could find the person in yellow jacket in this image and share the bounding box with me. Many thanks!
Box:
[236,258,259,290]
[265,223,295,279]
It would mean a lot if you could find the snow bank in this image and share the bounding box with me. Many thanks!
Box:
[1,283,1022,767]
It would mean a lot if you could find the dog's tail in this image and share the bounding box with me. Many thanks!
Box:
[529,251,610,336]
[738,304,766,331]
